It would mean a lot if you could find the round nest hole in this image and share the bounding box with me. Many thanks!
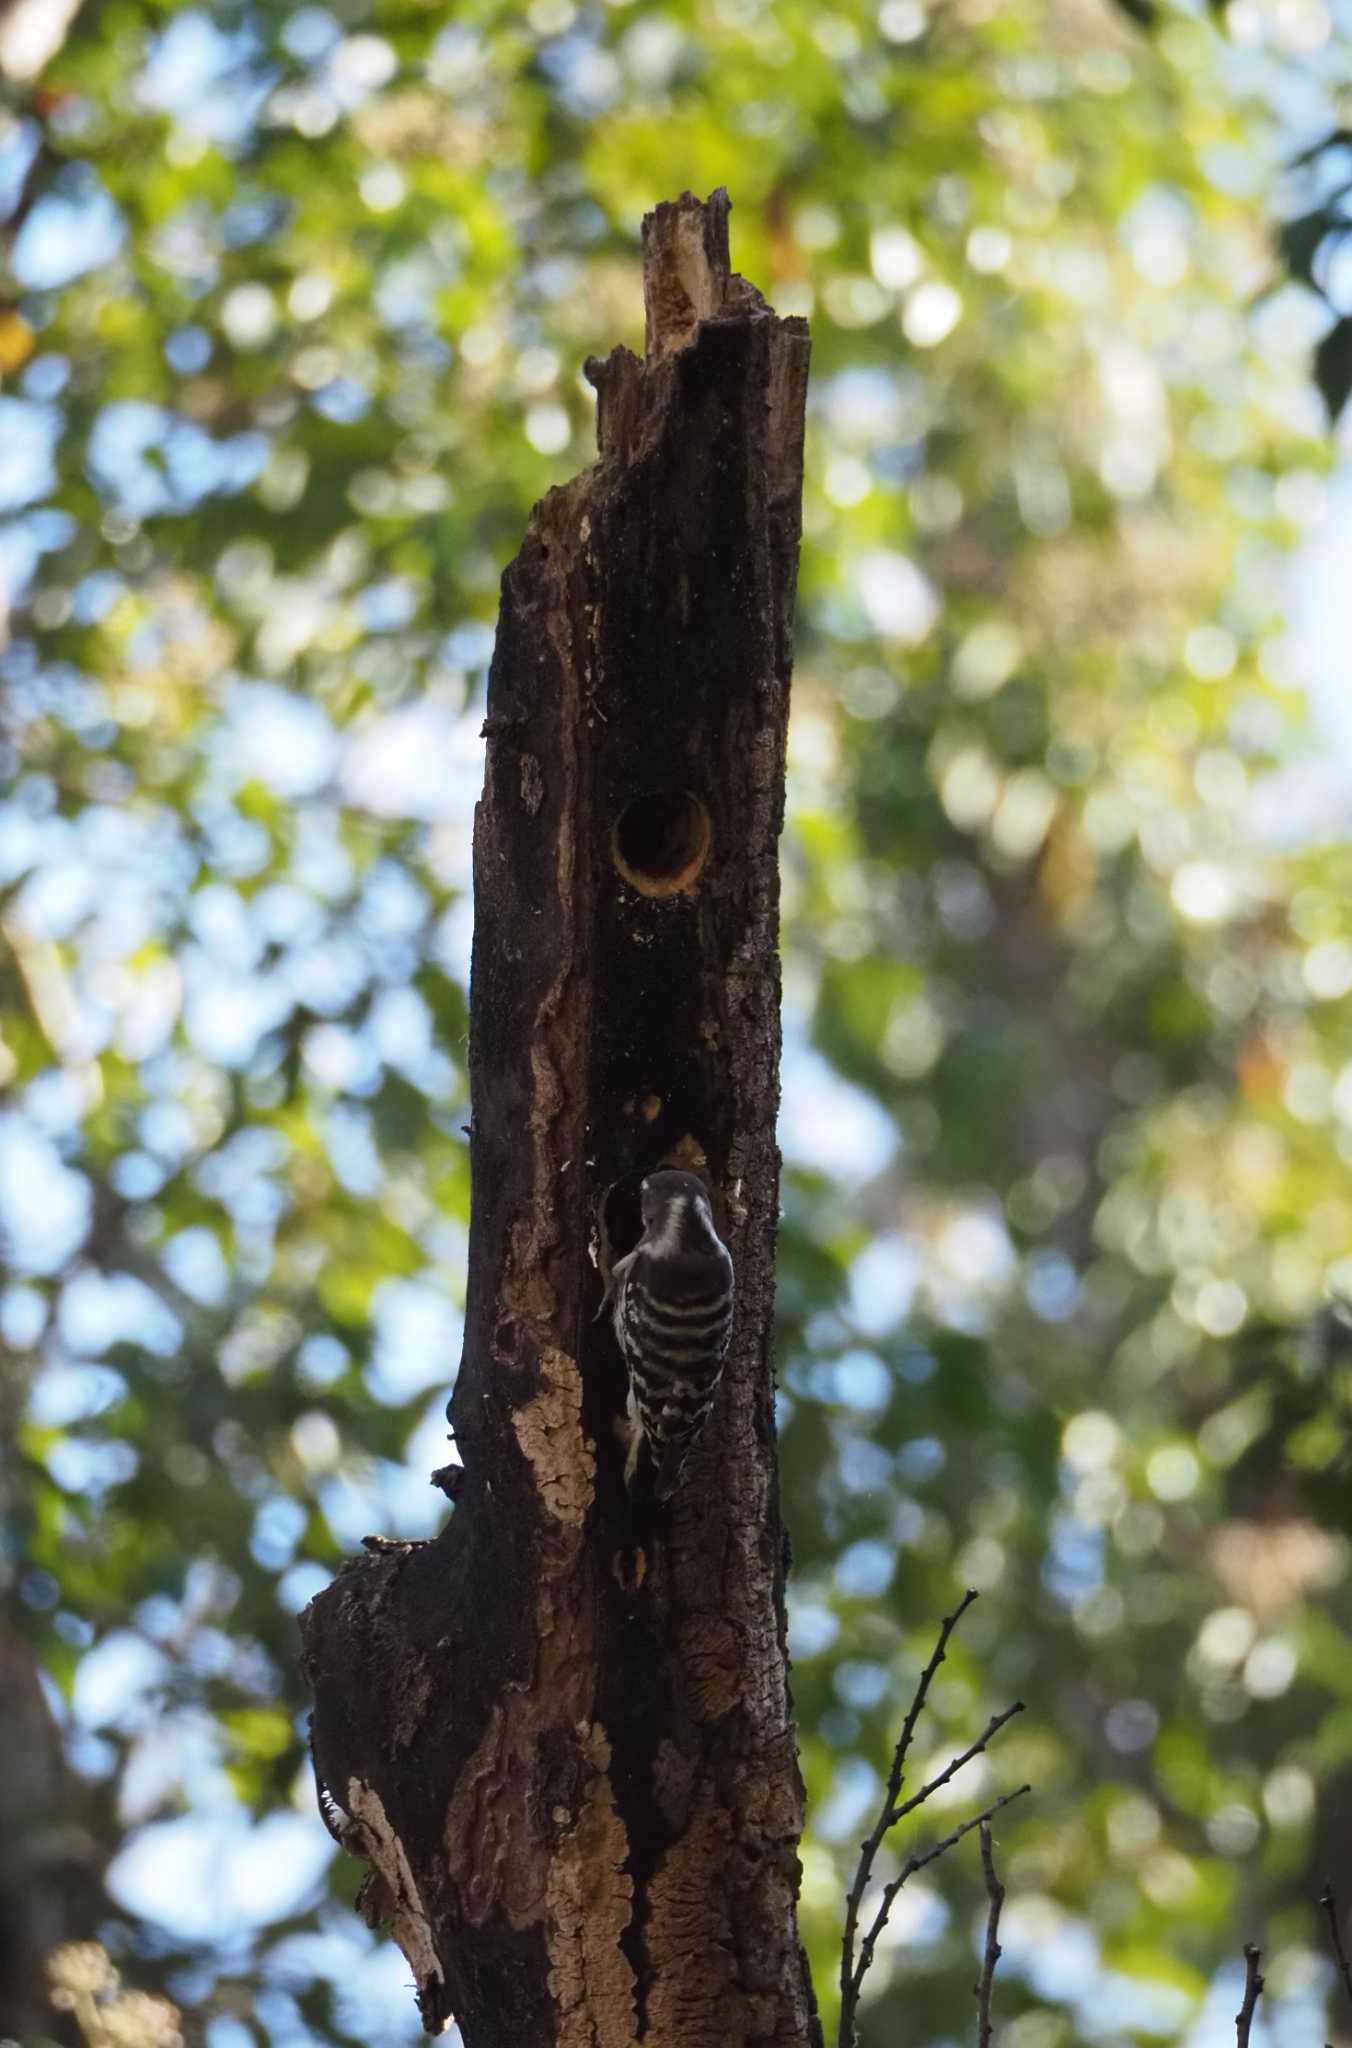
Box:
[612,789,712,898]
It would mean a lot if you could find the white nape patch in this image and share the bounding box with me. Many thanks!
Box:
[646,1195,688,1257]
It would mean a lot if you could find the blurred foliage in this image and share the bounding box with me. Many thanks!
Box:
[1276,128,1352,420]
[46,1944,182,2048]
[2,0,1352,2043]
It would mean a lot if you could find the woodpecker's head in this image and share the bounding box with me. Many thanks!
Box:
[639,1168,718,1248]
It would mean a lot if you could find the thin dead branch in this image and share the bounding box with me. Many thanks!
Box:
[1321,1883,1352,2010]
[839,1589,975,2026]
[837,1589,1026,2048]
[975,1819,1005,2048]
[891,1701,1024,1828]
[848,1782,1030,2026]
[1235,1944,1263,2048]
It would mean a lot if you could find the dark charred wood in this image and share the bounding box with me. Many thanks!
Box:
[301,188,814,2048]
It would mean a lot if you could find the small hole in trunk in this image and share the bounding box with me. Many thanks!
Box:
[612,789,711,896]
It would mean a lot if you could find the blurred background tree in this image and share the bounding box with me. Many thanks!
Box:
[2,0,1351,2042]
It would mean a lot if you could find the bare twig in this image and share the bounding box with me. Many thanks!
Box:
[850,1782,1031,2010]
[975,1820,1005,2048]
[839,1589,977,2038]
[837,1590,1027,2048]
[1321,1883,1352,2010]
[890,1701,1025,1827]
[1235,1945,1263,2048]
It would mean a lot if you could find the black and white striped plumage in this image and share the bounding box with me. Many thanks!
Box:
[609,1169,734,1499]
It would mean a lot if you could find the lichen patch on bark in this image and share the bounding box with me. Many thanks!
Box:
[441,1700,550,1931]
[520,752,545,814]
[644,1798,738,2045]
[545,1723,637,2048]
[346,1779,444,2003]
[514,1346,595,1528]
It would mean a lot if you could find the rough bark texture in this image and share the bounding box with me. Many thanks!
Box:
[301,189,814,2048]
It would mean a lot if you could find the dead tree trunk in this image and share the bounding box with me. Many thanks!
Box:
[301,188,813,2048]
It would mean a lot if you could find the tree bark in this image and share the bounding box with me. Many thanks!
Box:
[0,1620,99,2043]
[301,188,814,2048]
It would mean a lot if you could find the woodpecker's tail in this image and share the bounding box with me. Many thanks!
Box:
[648,1437,694,1502]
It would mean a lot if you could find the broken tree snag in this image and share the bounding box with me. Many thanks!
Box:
[300,188,813,2048]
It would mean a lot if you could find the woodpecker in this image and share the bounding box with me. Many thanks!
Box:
[608,1168,735,1499]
